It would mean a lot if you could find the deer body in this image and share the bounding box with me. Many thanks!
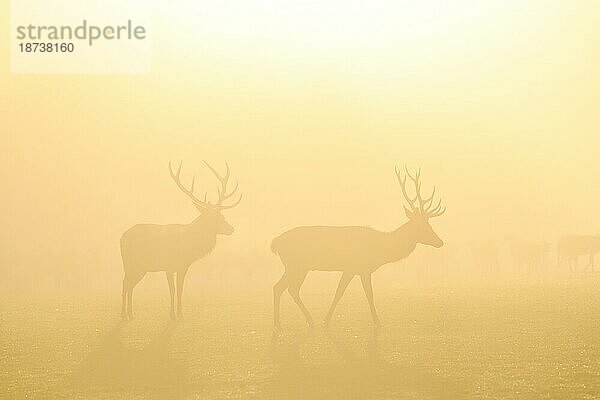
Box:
[120,161,241,320]
[272,225,420,274]
[271,166,445,330]
[557,235,600,272]
[121,219,218,274]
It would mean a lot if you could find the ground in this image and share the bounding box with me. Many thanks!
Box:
[2,275,600,399]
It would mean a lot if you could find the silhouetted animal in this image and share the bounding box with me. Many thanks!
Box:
[557,235,600,272]
[469,241,499,276]
[120,161,241,320]
[271,166,445,329]
[507,238,550,275]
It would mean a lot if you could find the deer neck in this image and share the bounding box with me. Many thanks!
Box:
[186,216,218,255]
[385,221,418,263]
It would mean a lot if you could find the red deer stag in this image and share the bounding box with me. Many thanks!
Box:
[557,235,600,272]
[120,161,241,320]
[271,166,445,329]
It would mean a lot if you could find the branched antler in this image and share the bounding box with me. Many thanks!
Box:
[395,165,445,218]
[203,161,242,210]
[169,161,242,211]
[169,161,210,209]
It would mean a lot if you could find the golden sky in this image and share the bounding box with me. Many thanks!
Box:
[2,0,600,262]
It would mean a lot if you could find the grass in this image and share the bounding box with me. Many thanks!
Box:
[1,275,600,399]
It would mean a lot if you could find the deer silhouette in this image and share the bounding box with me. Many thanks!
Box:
[557,234,600,272]
[271,166,445,329]
[120,161,241,320]
[507,237,550,275]
[469,240,500,277]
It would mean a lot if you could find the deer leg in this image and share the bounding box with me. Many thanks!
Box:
[126,290,133,320]
[166,272,175,320]
[287,272,313,327]
[324,272,354,327]
[360,274,381,326]
[176,269,188,319]
[121,277,128,320]
[127,273,145,320]
[273,272,289,329]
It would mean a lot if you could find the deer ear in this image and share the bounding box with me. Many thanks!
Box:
[404,206,414,219]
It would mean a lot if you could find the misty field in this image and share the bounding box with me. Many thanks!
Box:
[2,276,600,400]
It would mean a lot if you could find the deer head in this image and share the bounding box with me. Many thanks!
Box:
[395,166,445,248]
[169,161,242,235]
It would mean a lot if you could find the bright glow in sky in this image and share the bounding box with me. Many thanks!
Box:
[2,0,600,259]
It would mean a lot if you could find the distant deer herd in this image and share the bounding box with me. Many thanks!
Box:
[120,162,600,328]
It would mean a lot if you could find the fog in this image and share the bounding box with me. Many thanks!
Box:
[2,1,600,399]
